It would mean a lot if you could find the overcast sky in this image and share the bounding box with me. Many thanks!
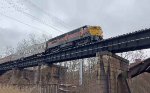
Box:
[0,0,150,55]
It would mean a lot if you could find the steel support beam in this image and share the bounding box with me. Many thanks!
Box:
[0,29,150,73]
[127,58,150,78]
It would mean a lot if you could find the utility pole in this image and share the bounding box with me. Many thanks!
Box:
[79,59,83,86]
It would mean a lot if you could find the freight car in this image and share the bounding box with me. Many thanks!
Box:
[46,25,103,53]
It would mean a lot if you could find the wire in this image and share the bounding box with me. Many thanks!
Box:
[25,0,72,29]
[9,0,65,33]
[0,12,49,33]
[0,0,50,35]
[5,0,65,33]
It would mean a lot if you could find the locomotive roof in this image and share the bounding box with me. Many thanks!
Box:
[47,25,88,42]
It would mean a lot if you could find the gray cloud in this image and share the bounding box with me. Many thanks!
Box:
[44,0,150,37]
[0,28,25,48]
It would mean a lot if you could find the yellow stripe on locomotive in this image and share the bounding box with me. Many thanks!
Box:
[88,26,103,37]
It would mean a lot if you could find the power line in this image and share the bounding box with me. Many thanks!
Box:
[25,0,72,29]
[0,12,49,34]
[8,0,65,33]
[5,0,65,33]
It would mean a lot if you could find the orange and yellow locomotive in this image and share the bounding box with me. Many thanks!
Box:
[46,25,103,53]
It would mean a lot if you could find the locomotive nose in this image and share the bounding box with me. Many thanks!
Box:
[88,26,103,37]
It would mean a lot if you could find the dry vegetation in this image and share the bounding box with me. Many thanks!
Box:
[0,56,150,93]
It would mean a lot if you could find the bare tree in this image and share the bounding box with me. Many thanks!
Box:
[29,33,39,45]
[16,33,51,52]
[2,46,15,62]
[16,39,29,53]
[28,33,52,45]
[5,46,15,56]
[117,50,147,63]
[40,34,52,43]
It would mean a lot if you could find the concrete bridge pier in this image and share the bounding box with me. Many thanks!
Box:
[10,68,20,84]
[117,73,131,93]
[97,53,109,93]
[96,52,130,93]
[34,64,42,85]
[9,68,29,85]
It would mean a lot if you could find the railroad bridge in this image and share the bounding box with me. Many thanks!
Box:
[0,28,150,93]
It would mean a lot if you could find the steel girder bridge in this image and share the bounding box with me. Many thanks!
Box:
[0,28,150,74]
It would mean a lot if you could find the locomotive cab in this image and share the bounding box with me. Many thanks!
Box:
[88,26,103,41]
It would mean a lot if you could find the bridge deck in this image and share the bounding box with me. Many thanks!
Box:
[0,29,150,72]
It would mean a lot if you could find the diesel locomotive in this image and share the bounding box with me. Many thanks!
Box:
[46,25,103,53]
